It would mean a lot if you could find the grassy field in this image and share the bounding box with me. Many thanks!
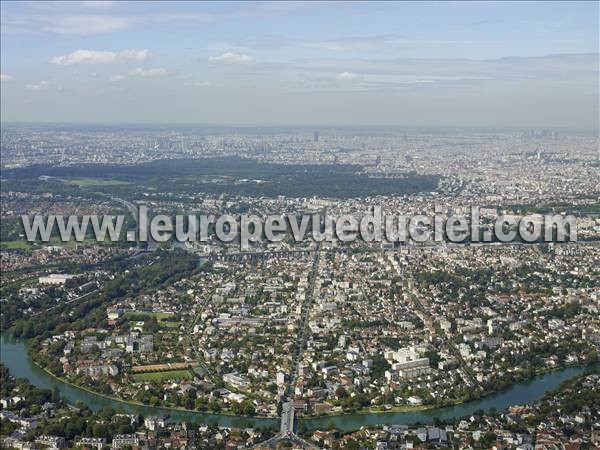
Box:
[131,369,192,381]
[125,311,175,320]
[65,177,131,187]
[125,311,180,329]
[0,238,75,251]
[0,240,32,250]
[0,236,113,251]
[50,236,97,248]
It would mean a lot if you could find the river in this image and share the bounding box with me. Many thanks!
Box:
[0,333,590,432]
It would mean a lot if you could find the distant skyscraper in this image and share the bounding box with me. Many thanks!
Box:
[313,131,319,143]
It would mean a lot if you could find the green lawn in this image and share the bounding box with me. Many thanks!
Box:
[0,235,116,252]
[0,240,32,250]
[182,174,231,184]
[65,177,131,187]
[0,238,83,251]
[131,369,192,381]
[125,311,175,320]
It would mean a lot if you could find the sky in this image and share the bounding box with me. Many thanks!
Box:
[0,1,598,128]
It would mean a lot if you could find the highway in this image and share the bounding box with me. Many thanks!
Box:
[110,196,158,251]
[42,175,158,252]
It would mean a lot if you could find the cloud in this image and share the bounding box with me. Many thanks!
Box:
[237,36,505,53]
[208,52,253,64]
[0,74,12,81]
[40,15,130,35]
[128,67,171,77]
[81,1,115,8]
[190,81,211,87]
[286,54,598,88]
[234,2,310,19]
[26,80,49,90]
[0,2,307,38]
[148,13,213,24]
[50,49,151,65]
[2,9,214,36]
[336,72,358,80]
[108,67,172,82]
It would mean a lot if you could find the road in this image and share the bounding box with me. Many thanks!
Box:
[184,290,217,382]
[280,401,295,434]
[405,280,480,389]
[253,400,317,448]
[251,213,325,449]
[288,239,322,397]
[387,254,480,388]
[31,288,98,316]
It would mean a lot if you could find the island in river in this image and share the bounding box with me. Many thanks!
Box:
[1,333,595,433]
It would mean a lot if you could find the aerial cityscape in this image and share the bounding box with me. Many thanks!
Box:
[1,1,599,450]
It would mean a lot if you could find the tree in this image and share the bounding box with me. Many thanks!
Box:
[51,386,60,403]
[335,386,348,398]
[242,401,256,416]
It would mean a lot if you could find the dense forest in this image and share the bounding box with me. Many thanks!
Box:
[2,157,440,199]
